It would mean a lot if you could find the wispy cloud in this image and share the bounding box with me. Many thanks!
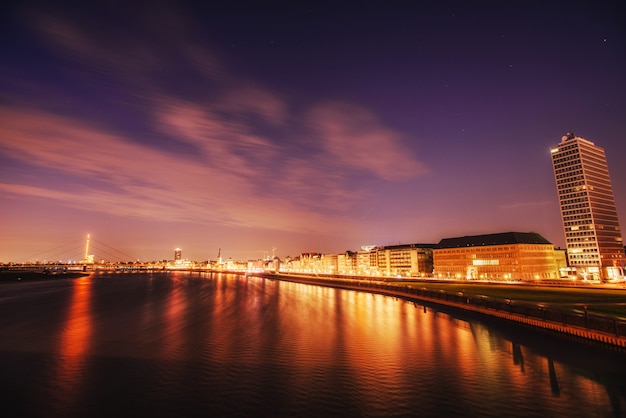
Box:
[497,201,551,210]
[221,86,288,125]
[308,102,427,180]
[0,6,428,238]
[0,102,379,234]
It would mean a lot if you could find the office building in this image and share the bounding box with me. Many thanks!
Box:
[550,133,624,280]
[433,232,559,281]
[376,243,436,277]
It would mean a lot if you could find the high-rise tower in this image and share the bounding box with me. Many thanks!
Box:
[550,133,624,280]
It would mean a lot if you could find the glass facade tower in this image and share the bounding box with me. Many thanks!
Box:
[550,133,624,280]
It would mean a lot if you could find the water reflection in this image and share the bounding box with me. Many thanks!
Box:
[512,342,525,371]
[305,278,622,415]
[0,272,624,417]
[548,358,560,396]
[53,275,93,408]
[159,275,187,360]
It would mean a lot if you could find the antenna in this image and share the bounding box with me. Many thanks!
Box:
[85,234,91,261]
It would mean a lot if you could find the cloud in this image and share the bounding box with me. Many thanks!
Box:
[308,102,427,181]
[153,95,280,170]
[29,5,227,97]
[221,86,288,125]
[497,201,551,210]
[0,4,429,243]
[152,97,364,212]
[25,7,427,184]
[0,105,361,234]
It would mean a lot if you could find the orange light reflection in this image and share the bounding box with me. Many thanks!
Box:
[53,276,93,406]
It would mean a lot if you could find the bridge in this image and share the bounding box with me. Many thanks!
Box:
[5,234,141,265]
[2,234,184,273]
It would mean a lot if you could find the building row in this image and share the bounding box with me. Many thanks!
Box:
[280,242,436,278]
[274,231,575,282]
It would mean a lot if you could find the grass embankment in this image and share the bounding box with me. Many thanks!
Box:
[387,281,626,318]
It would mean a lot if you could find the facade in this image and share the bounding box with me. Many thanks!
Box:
[278,245,434,277]
[294,253,323,273]
[553,248,570,277]
[322,254,338,274]
[376,244,435,277]
[433,232,559,281]
[174,248,182,261]
[356,246,378,276]
[550,133,625,280]
[337,251,357,275]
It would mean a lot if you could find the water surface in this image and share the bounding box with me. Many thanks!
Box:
[1,272,624,417]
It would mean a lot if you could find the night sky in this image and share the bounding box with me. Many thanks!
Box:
[1,1,625,262]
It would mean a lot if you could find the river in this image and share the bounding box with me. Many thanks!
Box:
[0,272,624,417]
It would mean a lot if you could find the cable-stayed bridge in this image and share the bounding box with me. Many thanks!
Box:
[2,235,215,274]
[11,234,137,265]
[3,235,156,273]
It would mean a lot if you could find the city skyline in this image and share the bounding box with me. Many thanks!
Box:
[1,2,625,262]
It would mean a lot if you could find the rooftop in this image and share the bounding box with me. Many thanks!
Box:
[437,232,552,249]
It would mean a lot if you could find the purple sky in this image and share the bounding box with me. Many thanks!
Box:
[1,2,625,262]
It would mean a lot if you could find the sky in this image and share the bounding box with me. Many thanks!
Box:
[1,1,625,263]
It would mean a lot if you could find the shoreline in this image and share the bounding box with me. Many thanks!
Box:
[0,271,90,283]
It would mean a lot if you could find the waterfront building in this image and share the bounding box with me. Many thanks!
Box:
[550,133,625,280]
[376,243,436,277]
[554,248,570,278]
[356,246,379,276]
[433,232,559,281]
[337,251,357,275]
[264,257,280,273]
[247,259,264,272]
[294,253,323,273]
[322,253,338,274]
[280,255,296,271]
[174,248,182,261]
[225,257,246,271]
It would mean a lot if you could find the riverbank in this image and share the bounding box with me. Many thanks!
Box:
[256,272,626,351]
[0,270,90,282]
